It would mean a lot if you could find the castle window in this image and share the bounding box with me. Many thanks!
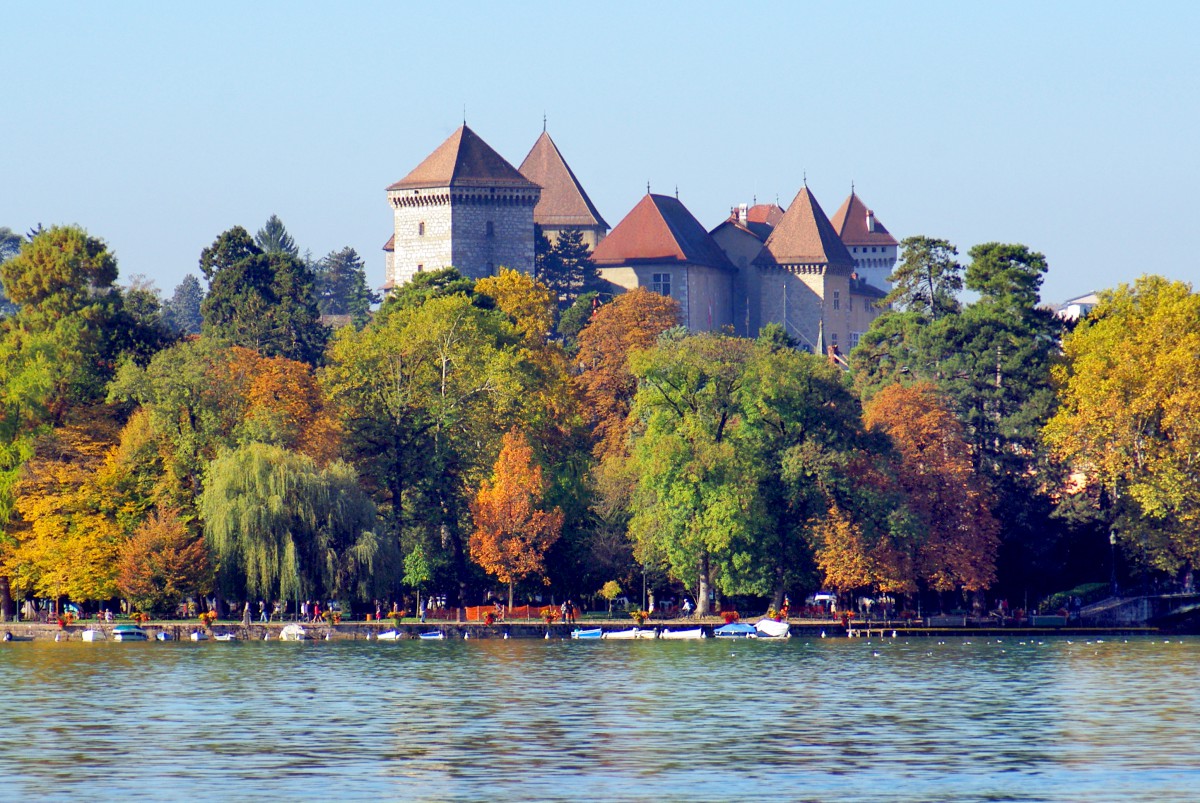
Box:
[487,262,495,274]
[417,264,424,273]
[831,332,839,348]
[651,272,671,297]
[850,331,861,349]
[486,221,495,238]
[418,222,425,236]
[832,290,840,310]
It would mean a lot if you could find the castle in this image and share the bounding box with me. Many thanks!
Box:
[384,125,897,352]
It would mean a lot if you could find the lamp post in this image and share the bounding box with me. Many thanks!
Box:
[1109,530,1118,595]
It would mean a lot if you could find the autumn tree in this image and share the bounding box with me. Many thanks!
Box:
[476,269,556,344]
[1044,276,1200,579]
[116,507,211,616]
[865,382,1000,597]
[469,429,564,608]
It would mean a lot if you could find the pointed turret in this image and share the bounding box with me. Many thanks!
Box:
[518,131,608,247]
[387,125,538,190]
[753,187,854,274]
[830,189,898,290]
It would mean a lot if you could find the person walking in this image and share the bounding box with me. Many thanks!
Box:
[419,598,426,623]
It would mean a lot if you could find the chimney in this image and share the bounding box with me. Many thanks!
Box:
[738,203,748,224]
[866,210,876,233]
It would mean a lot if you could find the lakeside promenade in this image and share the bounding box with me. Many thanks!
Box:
[2,617,1159,642]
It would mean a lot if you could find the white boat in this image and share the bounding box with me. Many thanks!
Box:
[660,628,707,640]
[112,624,148,642]
[81,628,105,642]
[190,630,208,641]
[571,627,602,639]
[376,630,401,641]
[754,619,792,639]
[418,631,444,640]
[602,628,657,640]
[213,633,238,642]
[280,624,307,641]
[156,631,174,641]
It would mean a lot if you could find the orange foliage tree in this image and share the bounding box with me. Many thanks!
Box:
[469,429,564,608]
[864,382,999,594]
[116,507,211,617]
[574,288,682,462]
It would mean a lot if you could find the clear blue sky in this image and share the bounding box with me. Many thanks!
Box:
[5,2,1198,305]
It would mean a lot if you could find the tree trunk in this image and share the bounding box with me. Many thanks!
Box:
[0,576,12,622]
[697,551,711,616]
[508,580,514,611]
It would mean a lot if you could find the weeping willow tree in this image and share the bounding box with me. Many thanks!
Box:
[200,442,396,602]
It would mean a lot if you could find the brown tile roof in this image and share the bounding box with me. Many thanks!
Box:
[387,125,538,191]
[830,191,898,247]
[747,204,785,226]
[518,131,608,230]
[753,187,855,273]
[383,234,394,252]
[592,194,735,272]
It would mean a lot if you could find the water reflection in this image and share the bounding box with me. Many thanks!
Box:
[1,636,1198,801]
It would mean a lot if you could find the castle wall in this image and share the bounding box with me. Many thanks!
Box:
[450,188,539,279]
[390,190,453,286]
[711,225,764,337]
[757,269,824,352]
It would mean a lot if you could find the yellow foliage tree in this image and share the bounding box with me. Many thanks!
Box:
[469,429,564,608]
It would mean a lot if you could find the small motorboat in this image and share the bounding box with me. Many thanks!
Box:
[754,619,792,639]
[714,622,758,639]
[418,631,445,640]
[190,630,209,641]
[81,629,105,642]
[156,631,174,641]
[570,627,602,639]
[376,630,401,641]
[602,628,657,640]
[213,632,238,642]
[112,624,148,642]
[280,624,307,641]
[659,628,706,640]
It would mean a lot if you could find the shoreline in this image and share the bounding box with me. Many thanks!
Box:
[1,618,1162,642]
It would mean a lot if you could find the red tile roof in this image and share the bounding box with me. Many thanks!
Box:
[747,204,785,226]
[518,131,608,230]
[830,191,898,247]
[592,194,734,272]
[753,187,854,273]
[383,234,394,252]
[387,125,538,191]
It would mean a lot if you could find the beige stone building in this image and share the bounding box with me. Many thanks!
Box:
[384,125,540,289]
[830,189,899,292]
[591,194,736,332]
[518,130,608,249]
[710,203,785,337]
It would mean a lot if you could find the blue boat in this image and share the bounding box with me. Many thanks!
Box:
[570,627,602,639]
[418,631,445,640]
[713,622,758,639]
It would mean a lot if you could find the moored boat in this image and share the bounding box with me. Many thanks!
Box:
[376,630,401,641]
[601,628,657,640]
[570,627,602,639]
[190,630,209,641]
[754,619,791,639]
[156,631,174,641]
[713,622,758,639]
[280,624,307,641]
[81,628,105,642]
[112,624,148,642]
[213,632,238,642]
[659,628,706,640]
[418,631,445,640]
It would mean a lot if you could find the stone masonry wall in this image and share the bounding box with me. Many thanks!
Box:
[390,191,453,287]
[451,190,538,280]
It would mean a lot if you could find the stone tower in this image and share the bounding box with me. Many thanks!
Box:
[830,189,899,291]
[385,125,541,289]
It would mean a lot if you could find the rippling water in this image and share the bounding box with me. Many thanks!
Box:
[2,635,1198,801]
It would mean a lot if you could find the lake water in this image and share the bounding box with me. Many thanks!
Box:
[2,635,1198,802]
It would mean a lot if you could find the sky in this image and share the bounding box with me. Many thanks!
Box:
[4,2,1198,306]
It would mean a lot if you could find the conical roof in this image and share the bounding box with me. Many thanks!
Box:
[387,125,538,191]
[830,190,898,247]
[753,186,854,273]
[592,194,733,271]
[518,131,608,229]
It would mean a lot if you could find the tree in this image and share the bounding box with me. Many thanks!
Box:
[254,214,299,257]
[1044,276,1200,579]
[469,429,564,608]
[0,227,20,317]
[476,269,556,344]
[200,442,389,603]
[575,288,683,462]
[116,507,211,617]
[315,247,378,327]
[539,228,598,307]
[199,226,328,365]
[864,382,999,595]
[163,274,204,335]
[883,236,963,318]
